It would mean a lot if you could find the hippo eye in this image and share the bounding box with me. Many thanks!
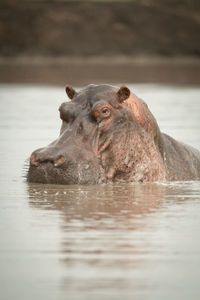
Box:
[102,108,109,114]
[92,102,112,122]
[101,107,111,118]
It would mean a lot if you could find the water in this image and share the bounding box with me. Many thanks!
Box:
[0,84,200,300]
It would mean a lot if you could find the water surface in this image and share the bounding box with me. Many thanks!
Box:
[0,84,200,300]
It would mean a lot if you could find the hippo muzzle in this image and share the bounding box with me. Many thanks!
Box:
[28,151,104,185]
[28,117,106,185]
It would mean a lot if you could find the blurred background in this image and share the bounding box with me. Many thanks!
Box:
[0,0,200,85]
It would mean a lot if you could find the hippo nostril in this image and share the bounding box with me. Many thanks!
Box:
[30,154,39,166]
[30,150,66,168]
[54,156,66,167]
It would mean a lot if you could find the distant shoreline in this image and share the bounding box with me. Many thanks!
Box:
[0,56,200,86]
[1,1,200,58]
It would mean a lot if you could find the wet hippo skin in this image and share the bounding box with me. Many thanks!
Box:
[28,84,200,184]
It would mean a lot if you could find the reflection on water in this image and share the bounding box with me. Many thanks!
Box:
[0,84,200,300]
[28,182,164,218]
[28,181,200,300]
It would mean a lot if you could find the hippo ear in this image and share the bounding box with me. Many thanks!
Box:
[65,85,76,100]
[117,86,131,103]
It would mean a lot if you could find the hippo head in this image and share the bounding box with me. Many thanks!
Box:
[28,84,166,184]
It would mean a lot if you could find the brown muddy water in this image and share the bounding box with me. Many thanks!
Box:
[0,84,200,300]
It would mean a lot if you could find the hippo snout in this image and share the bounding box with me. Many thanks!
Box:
[30,148,66,168]
[28,139,106,184]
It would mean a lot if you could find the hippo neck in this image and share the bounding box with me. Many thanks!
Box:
[100,124,166,183]
[124,130,166,182]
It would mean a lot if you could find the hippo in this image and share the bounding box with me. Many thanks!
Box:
[28,84,200,184]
